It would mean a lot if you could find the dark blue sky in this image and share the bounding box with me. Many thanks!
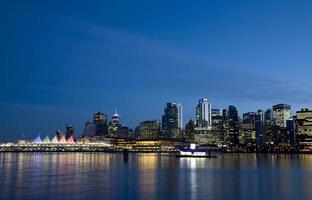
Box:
[1,0,312,141]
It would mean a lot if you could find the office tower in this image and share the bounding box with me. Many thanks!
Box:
[177,103,183,130]
[82,112,109,137]
[211,109,223,144]
[273,104,291,128]
[162,102,183,138]
[93,112,108,123]
[137,120,160,140]
[195,98,212,129]
[286,118,298,146]
[264,109,274,144]
[228,105,240,146]
[65,124,74,139]
[212,109,221,117]
[242,112,256,146]
[116,126,130,138]
[112,109,120,124]
[296,108,312,145]
[255,110,266,146]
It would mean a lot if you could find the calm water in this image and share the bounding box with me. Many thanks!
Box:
[1,153,312,200]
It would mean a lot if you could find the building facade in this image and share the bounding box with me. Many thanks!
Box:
[162,102,183,139]
[273,104,291,128]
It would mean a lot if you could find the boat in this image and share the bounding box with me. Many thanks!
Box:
[176,143,217,158]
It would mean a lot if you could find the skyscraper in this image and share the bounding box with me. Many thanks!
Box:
[83,112,109,137]
[242,112,256,146]
[65,124,74,140]
[137,120,160,140]
[255,110,266,146]
[162,102,183,138]
[296,108,312,145]
[273,104,291,128]
[195,98,212,130]
[228,105,239,146]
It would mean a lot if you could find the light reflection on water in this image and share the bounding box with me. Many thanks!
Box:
[1,153,312,200]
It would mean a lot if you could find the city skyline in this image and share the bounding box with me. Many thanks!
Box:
[1,97,311,141]
[2,1,312,140]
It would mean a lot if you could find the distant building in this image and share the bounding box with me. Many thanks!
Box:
[211,109,223,144]
[255,110,266,146]
[296,108,312,145]
[195,98,212,130]
[162,102,183,139]
[228,105,240,146]
[93,112,108,123]
[137,120,160,140]
[112,109,120,125]
[273,104,291,128]
[241,112,256,146]
[286,118,298,146]
[264,109,274,144]
[116,126,129,138]
[82,112,109,137]
[212,109,220,117]
[65,124,74,140]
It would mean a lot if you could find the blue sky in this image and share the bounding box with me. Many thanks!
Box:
[1,0,312,141]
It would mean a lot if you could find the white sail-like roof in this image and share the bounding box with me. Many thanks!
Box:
[51,135,59,143]
[59,135,66,143]
[66,135,75,144]
[33,134,42,144]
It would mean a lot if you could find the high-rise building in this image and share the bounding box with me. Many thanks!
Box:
[212,109,221,117]
[296,108,312,145]
[241,112,256,146]
[177,103,183,130]
[112,109,120,124]
[228,105,239,146]
[195,98,212,130]
[137,120,160,140]
[255,110,266,146]
[211,109,223,144]
[286,118,298,146]
[82,112,109,137]
[273,104,291,128]
[264,109,274,144]
[162,102,183,138]
[65,124,74,139]
[93,112,108,123]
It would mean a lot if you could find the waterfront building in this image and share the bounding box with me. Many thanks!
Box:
[137,120,160,140]
[162,102,183,139]
[116,126,130,138]
[255,110,266,147]
[273,104,291,128]
[195,98,212,130]
[296,108,312,145]
[228,105,240,146]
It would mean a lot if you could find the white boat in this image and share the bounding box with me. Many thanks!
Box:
[176,143,217,158]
